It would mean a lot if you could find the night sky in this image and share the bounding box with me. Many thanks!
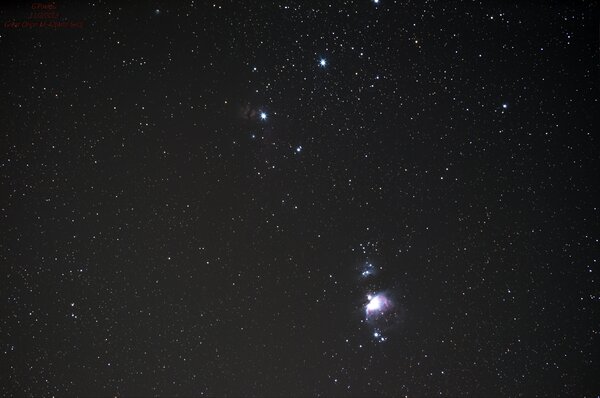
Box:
[1,0,599,396]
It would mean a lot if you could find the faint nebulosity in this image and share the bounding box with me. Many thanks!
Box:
[0,0,598,396]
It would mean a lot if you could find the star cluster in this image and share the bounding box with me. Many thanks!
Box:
[1,1,598,396]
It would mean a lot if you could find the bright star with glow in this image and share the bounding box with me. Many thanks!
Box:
[295,145,302,153]
[372,330,386,341]
[319,58,327,67]
[361,262,376,277]
[260,112,267,120]
[502,103,508,109]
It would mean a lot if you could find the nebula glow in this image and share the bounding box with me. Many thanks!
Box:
[365,293,391,317]
[361,262,376,277]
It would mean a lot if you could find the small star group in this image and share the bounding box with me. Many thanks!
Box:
[358,260,392,343]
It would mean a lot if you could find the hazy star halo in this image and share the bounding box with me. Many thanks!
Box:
[361,262,376,277]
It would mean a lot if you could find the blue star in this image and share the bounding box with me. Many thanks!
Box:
[295,145,303,153]
[502,103,508,109]
[260,112,267,120]
[319,58,327,67]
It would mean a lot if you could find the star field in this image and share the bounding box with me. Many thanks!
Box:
[0,0,598,396]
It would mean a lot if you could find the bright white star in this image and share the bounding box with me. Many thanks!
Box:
[319,58,327,67]
[260,112,267,120]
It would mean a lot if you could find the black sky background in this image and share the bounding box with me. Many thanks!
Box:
[1,0,598,396]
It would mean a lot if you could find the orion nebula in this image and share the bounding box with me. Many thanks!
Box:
[365,293,392,319]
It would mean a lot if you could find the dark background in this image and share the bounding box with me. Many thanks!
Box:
[1,0,598,396]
